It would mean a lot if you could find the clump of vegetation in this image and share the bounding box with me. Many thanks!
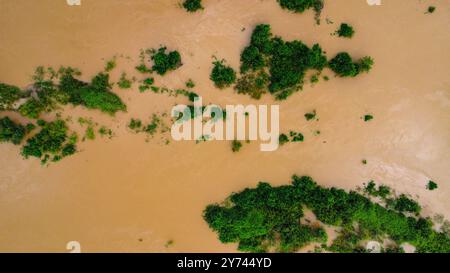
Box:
[182,0,203,12]
[234,24,372,100]
[59,72,127,115]
[364,181,391,199]
[362,159,367,165]
[150,47,182,75]
[0,117,27,145]
[117,73,132,89]
[277,0,324,24]
[210,59,237,89]
[278,131,304,146]
[231,140,243,153]
[204,176,450,253]
[427,181,438,191]
[290,131,304,142]
[0,83,24,110]
[426,6,436,14]
[279,134,290,146]
[336,23,355,38]
[304,110,317,121]
[21,119,77,164]
[364,114,374,122]
[104,57,117,72]
[185,79,196,89]
[235,71,269,99]
[329,53,374,77]
[128,118,143,132]
[17,98,46,119]
[128,114,168,138]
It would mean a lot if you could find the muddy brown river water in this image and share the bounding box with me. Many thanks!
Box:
[0,0,449,252]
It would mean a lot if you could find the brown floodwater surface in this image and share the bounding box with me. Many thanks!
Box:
[0,0,449,252]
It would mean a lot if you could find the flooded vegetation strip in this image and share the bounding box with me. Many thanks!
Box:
[204,176,450,253]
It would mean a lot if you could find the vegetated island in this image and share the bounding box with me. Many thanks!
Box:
[212,24,374,100]
[204,176,450,253]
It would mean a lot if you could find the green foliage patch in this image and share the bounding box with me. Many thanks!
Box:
[0,117,28,145]
[210,60,237,89]
[204,176,450,253]
[21,119,77,164]
[182,0,203,12]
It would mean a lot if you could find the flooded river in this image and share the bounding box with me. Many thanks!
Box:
[0,0,449,252]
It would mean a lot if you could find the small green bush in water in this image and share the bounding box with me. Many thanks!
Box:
[210,60,237,89]
[0,83,23,110]
[182,0,203,12]
[231,140,242,153]
[21,120,77,163]
[336,23,355,38]
[150,47,182,75]
[0,117,27,145]
[59,73,126,115]
[329,53,374,78]
[427,181,438,191]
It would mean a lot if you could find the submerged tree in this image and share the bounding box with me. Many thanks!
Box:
[210,59,237,89]
[182,0,203,12]
[150,47,182,75]
[336,23,355,38]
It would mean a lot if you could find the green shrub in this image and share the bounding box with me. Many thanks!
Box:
[210,60,237,89]
[21,120,76,163]
[364,114,374,122]
[427,181,438,191]
[328,52,359,77]
[240,46,265,73]
[235,71,269,99]
[0,83,23,110]
[250,24,273,55]
[151,47,182,75]
[336,23,355,38]
[329,53,374,77]
[182,0,203,12]
[18,98,46,119]
[389,194,421,214]
[279,134,289,146]
[0,117,27,145]
[304,110,316,121]
[185,79,196,88]
[118,73,132,89]
[277,0,322,13]
[231,140,242,152]
[59,73,126,115]
[356,56,374,73]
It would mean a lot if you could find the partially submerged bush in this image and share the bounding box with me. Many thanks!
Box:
[210,60,237,89]
[59,73,126,115]
[427,181,438,191]
[277,0,323,14]
[0,117,27,145]
[235,71,269,99]
[231,140,242,153]
[150,47,182,75]
[18,98,46,119]
[0,83,23,110]
[336,23,355,38]
[182,0,203,12]
[329,53,374,77]
[21,119,76,163]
